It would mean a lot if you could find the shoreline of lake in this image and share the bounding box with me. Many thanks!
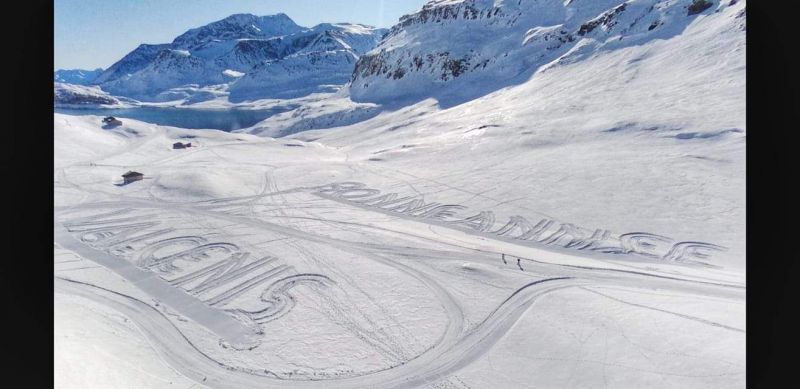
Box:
[54,106,293,131]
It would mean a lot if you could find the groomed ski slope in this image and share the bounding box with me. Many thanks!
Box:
[54,2,744,388]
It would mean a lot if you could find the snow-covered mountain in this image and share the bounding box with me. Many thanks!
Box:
[92,44,170,85]
[349,0,744,104]
[53,82,120,107]
[171,13,305,52]
[228,24,381,101]
[53,68,104,85]
[94,14,386,102]
[54,1,746,387]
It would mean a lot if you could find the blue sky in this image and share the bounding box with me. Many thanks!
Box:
[54,0,428,70]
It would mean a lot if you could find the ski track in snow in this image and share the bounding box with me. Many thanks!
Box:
[53,110,745,386]
[53,1,745,385]
[53,114,744,384]
[53,186,744,388]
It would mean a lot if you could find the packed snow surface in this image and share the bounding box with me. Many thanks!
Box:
[54,1,745,388]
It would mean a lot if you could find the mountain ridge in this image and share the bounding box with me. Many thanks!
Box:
[349,0,745,105]
[91,13,386,102]
[53,68,104,85]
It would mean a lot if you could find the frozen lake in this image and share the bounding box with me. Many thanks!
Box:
[54,106,291,131]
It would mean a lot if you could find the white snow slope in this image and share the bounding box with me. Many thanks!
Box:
[54,1,745,388]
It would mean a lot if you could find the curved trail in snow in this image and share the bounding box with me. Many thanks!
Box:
[55,276,578,389]
[55,195,744,388]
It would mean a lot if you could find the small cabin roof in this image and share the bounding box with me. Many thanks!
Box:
[122,171,143,178]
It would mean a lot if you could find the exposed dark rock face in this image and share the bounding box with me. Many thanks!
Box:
[578,4,628,36]
[688,0,714,16]
[392,1,505,31]
[55,94,118,105]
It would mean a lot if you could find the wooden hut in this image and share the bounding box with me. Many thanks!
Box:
[102,116,123,126]
[122,171,144,184]
[173,142,193,149]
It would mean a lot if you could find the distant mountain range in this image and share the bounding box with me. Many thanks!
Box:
[54,13,386,102]
[54,68,104,85]
[54,1,743,107]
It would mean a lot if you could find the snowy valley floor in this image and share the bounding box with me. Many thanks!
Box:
[54,99,745,388]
